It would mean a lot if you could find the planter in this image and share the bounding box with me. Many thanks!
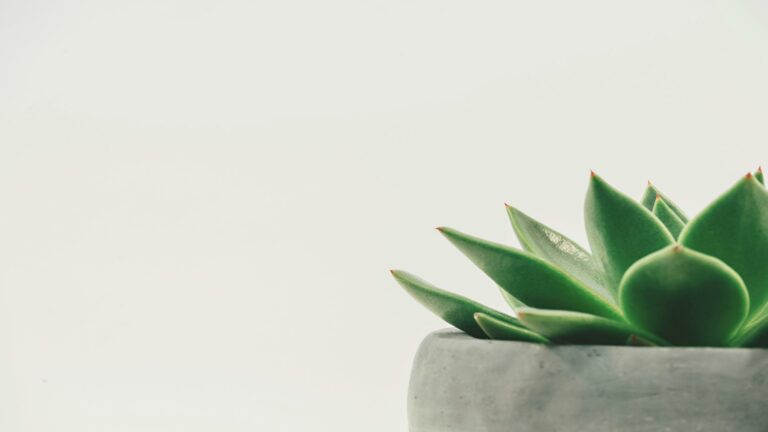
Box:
[408,329,768,432]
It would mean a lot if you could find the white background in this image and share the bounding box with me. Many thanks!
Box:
[2,1,768,431]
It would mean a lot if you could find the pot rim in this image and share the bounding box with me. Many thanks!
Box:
[431,328,768,353]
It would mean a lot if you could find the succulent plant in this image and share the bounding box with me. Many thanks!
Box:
[392,169,768,347]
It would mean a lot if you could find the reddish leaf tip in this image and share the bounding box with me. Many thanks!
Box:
[590,170,596,177]
[647,180,653,186]
[759,166,764,173]
[747,172,753,179]
[673,245,683,252]
[655,193,662,201]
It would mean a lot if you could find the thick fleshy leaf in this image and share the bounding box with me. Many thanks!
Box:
[499,288,526,311]
[679,174,768,319]
[756,167,765,186]
[731,313,768,347]
[506,205,612,302]
[585,174,674,291]
[438,227,624,321]
[641,182,689,222]
[652,197,685,238]
[391,270,522,339]
[473,312,550,343]
[516,308,665,346]
[620,245,749,346]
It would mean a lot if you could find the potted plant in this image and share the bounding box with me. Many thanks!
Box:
[392,170,768,432]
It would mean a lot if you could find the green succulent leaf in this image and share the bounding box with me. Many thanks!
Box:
[391,270,523,338]
[499,288,526,311]
[473,312,550,343]
[652,197,685,238]
[641,182,689,222]
[731,313,768,347]
[619,245,749,346]
[438,227,623,321]
[516,308,664,346]
[679,174,768,320]
[585,173,675,291]
[392,171,768,347]
[505,206,611,302]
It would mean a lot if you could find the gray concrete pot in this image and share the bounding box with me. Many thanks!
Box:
[408,329,768,432]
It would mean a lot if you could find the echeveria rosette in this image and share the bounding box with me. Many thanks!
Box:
[392,168,768,347]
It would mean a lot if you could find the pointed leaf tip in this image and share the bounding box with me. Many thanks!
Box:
[391,270,522,339]
[680,176,768,319]
[586,175,674,291]
[755,168,765,186]
[641,182,689,223]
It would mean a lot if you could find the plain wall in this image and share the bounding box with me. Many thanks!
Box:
[2,1,768,430]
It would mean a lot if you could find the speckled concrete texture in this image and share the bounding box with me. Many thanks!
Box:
[408,330,768,432]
